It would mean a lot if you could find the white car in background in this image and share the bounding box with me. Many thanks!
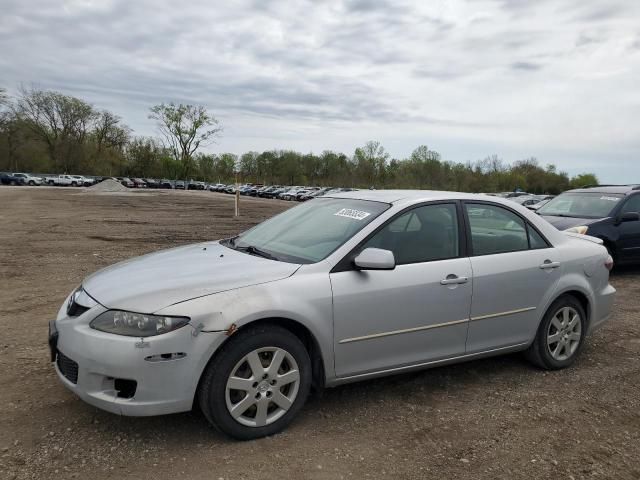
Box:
[71,175,94,187]
[13,173,43,185]
[44,174,79,186]
[279,187,304,201]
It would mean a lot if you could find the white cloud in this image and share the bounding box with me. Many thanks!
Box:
[1,0,639,181]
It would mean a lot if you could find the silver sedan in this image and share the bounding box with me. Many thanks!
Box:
[49,190,615,439]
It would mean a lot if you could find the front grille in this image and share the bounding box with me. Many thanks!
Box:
[56,350,79,384]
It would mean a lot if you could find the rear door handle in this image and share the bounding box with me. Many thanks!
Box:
[539,260,561,270]
[440,274,469,285]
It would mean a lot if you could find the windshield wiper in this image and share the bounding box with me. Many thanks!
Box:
[541,213,578,218]
[236,244,279,261]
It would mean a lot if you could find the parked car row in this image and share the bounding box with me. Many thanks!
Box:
[0,173,214,190]
[1,173,98,187]
[208,183,358,201]
[110,178,209,190]
[1,173,361,199]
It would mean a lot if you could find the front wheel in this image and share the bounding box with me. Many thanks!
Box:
[198,324,311,440]
[525,295,586,370]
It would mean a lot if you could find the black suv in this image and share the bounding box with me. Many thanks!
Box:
[537,185,640,265]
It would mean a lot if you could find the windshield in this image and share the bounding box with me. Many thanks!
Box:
[225,198,390,263]
[538,192,622,218]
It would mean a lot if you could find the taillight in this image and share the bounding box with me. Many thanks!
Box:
[604,255,614,271]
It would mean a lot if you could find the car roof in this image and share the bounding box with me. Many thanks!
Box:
[323,189,512,205]
[567,185,640,195]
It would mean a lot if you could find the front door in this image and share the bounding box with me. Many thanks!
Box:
[330,202,472,378]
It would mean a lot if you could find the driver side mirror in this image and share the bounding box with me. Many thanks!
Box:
[353,248,396,270]
[618,212,640,224]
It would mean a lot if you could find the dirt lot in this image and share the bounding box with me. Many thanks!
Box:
[1,187,639,480]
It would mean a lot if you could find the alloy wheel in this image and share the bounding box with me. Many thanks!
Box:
[225,347,300,427]
[547,306,582,361]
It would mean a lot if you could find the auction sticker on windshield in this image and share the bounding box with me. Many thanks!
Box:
[600,196,620,202]
[334,208,371,220]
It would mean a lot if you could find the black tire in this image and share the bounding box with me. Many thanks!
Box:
[28,181,35,186]
[10,180,16,186]
[71,181,77,187]
[525,295,587,370]
[198,324,311,440]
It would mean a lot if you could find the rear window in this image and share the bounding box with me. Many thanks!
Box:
[537,192,622,218]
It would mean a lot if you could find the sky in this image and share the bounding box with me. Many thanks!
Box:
[1,0,639,182]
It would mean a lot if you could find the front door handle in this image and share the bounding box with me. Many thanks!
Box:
[440,274,469,285]
[539,260,561,270]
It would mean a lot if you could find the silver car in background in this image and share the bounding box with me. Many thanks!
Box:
[49,190,615,439]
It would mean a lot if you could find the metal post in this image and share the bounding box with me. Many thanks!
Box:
[234,171,239,217]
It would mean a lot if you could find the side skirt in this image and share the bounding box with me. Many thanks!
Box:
[327,342,530,387]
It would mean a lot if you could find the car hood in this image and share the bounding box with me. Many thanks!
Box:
[539,215,605,231]
[82,242,301,313]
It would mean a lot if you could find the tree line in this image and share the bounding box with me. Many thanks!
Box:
[0,86,597,194]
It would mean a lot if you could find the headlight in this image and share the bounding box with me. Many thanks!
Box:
[67,286,98,316]
[90,310,190,337]
[565,225,589,235]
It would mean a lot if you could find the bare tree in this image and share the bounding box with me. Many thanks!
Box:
[148,103,222,178]
[14,86,96,172]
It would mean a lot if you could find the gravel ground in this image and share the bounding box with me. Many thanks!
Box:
[1,187,639,480]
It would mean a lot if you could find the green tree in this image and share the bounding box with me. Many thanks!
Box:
[125,137,165,177]
[570,173,599,189]
[353,141,389,187]
[214,153,237,182]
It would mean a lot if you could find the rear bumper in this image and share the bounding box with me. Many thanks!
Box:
[589,283,616,334]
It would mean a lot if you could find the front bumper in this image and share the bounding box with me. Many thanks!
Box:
[50,305,227,416]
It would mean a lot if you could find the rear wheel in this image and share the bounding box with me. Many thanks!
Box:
[198,324,311,440]
[525,295,586,369]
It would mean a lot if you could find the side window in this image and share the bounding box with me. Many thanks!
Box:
[528,227,549,250]
[621,195,640,214]
[465,203,529,255]
[362,203,459,265]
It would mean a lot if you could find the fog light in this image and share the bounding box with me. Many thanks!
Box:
[114,379,137,399]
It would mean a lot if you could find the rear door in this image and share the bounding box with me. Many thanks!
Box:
[331,202,472,377]
[463,202,561,353]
